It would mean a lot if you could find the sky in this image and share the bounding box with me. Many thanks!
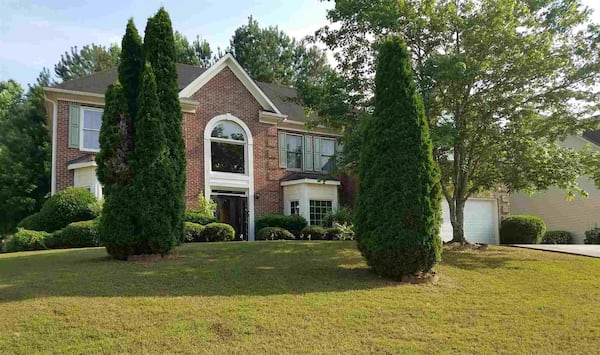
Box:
[0,0,334,87]
[2,0,600,88]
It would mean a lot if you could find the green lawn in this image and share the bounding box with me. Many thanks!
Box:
[1,242,599,354]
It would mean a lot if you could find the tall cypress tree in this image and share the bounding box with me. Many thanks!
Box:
[132,63,177,254]
[119,19,144,122]
[96,84,137,259]
[355,37,442,279]
[143,8,186,243]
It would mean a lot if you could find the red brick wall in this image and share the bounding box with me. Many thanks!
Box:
[185,67,287,216]
[55,100,100,191]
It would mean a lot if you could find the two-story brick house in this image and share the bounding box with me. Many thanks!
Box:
[43,54,350,241]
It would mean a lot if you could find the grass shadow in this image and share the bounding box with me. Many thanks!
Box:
[0,241,394,303]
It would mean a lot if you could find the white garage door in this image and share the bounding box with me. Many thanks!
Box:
[441,199,499,244]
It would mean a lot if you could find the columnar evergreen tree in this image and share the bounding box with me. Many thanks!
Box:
[118,19,144,122]
[143,8,186,243]
[355,37,441,279]
[132,63,177,254]
[96,20,142,259]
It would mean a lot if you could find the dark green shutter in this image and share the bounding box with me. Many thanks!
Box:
[278,132,287,168]
[68,104,80,148]
[304,135,313,171]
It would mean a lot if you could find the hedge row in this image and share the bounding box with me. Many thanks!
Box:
[4,221,236,253]
[18,188,101,233]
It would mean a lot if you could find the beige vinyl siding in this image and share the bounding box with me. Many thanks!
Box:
[510,135,600,243]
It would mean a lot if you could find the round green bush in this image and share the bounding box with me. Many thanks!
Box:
[584,228,600,244]
[301,226,327,240]
[17,188,101,233]
[325,227,342,240]
[255,214,308,234]
[52,220,100,249]
[3,228,51,253]
[185,210,217,225]
[200,223,235,242]
[500,215,546,244]
[542,230,573,245]
[184,222,205,242]
[256,227,295,240]
[17,212,45,231]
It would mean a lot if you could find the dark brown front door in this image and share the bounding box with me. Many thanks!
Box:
[211,193,248,240]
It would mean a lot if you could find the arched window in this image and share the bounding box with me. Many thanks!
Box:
[210,120,246,174]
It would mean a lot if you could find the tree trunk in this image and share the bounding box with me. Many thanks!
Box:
[449,198,467,244]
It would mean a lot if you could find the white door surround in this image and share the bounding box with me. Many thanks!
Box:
[204,113,255,241]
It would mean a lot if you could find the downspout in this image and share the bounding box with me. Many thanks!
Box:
[43,92,57,195]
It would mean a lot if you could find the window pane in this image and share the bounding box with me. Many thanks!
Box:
[309,200,332,225]
[321,139,335,155]
[211,141,245,173]
[290,201,300,216]
[286,135,302,169]
[211,121,245,141]
[83,110,102,130]
[82,130,100,150]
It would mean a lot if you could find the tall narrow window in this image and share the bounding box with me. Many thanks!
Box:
[210,121,246,174]
[286,134,303,169]
[319,138,336,172]
[81,108,102,151]
[309,200,332,226]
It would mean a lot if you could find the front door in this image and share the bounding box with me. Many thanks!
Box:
[211,192,248,240]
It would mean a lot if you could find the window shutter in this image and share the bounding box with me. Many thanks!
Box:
[313,137,321,172]
[304,135,313,171]
[68,104,80,148]
[278,132,287,168]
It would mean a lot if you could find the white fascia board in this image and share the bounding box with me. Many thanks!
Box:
[178,54,281,114]
[280,178,341,187]
[68,161,97,170]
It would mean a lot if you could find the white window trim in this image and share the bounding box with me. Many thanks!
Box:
[79,106,103,153]
[204,113,255,241]
[285,133,304,171]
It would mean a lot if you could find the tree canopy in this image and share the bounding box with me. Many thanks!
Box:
[307,0,600,243]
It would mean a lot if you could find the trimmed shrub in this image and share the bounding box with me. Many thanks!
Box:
[542,230,573,245]
[301,226,327,240]
[255,214,308,234]
[184,222,205,242]
[500,215,546,244]
[3,229,51,253]
[355,37,442,279]
[322,207,353,227]
[201,223,235,242]
[257,227,295,241]
[18,188,100,233]
[52,220,100,249]
[185,210,217,225]
[325,227,341,240]
[584,228,600,244]
[17,212,45,231]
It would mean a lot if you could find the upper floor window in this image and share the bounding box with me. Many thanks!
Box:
[210,120,246,174]
[279,133,337,173]
[81,108,102,152]
[318,138,336,173]
[286,134,303,169]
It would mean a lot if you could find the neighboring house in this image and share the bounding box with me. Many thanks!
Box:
[43,54,507,244]
[511,134,600,243]
[43,54,351,241]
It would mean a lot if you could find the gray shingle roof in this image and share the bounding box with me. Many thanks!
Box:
[52,63,312,123]
[583,130,600,146]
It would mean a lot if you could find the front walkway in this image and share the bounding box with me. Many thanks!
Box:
[512,244,600,258]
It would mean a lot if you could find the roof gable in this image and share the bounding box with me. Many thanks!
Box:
[178,54,281,114]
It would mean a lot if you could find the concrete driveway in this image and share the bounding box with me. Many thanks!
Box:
[512,244,600,258]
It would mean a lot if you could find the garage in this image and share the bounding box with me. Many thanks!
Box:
[441,199,499,244]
